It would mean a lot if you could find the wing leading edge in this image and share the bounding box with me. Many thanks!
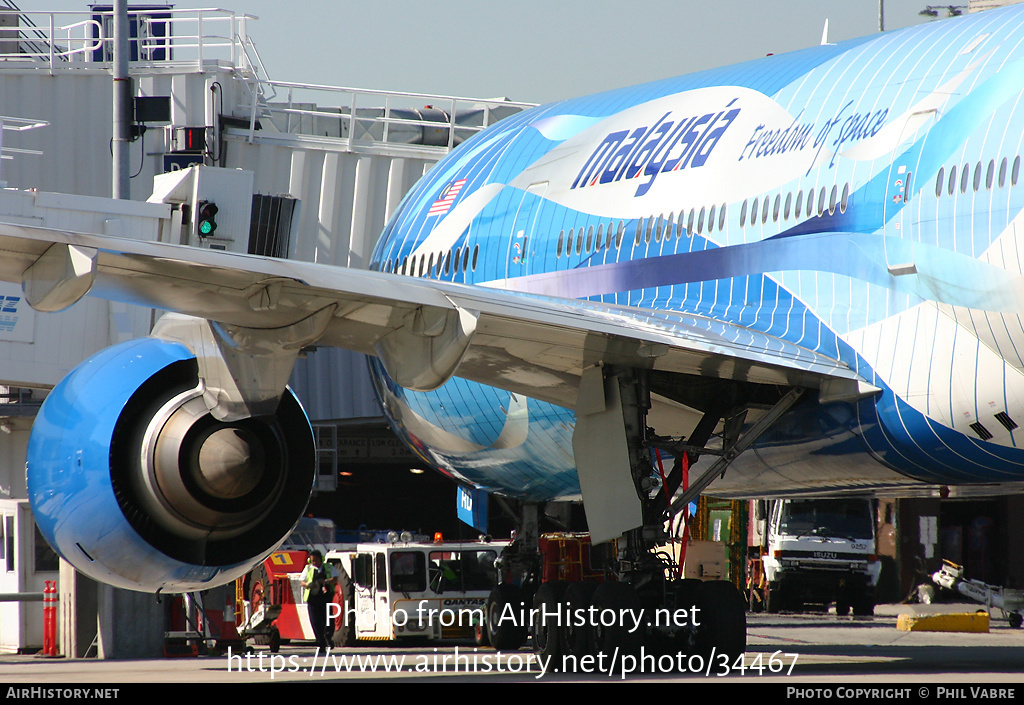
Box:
[0,223,864,409]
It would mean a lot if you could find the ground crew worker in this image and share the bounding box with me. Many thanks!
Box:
[300,549,335,648]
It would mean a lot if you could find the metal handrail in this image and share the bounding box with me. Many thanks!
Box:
[0,8,535,151]
[0,8,257,72]
[238,78,535,149]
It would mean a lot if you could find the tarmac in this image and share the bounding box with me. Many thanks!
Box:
[0,602,1020,686]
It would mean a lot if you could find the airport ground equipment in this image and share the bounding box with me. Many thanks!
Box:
[930,561,1024,628]
[325,534,507,645]
[749,498,881,615]
[479,527,742,665]
[237,549,321,652]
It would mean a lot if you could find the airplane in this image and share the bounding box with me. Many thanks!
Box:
[1,4,1024,659]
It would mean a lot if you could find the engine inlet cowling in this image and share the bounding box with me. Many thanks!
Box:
[27,337,316,593]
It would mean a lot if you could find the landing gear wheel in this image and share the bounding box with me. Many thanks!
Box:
[651,578,701,655]
[1009,612,1023,629]
[562,581,597,659]
[486,584,527,651]
[268,627,281,654]
[695,580,746,661]
[331,567,356,647]
[532,581,567,661]
[590,581,644,659]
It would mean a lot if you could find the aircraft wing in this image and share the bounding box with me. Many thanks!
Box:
[0,223,862,409]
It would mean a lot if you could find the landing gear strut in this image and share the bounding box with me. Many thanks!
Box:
[484,368,804,669]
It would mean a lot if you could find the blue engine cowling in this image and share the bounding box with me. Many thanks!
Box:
[27,337,316,593]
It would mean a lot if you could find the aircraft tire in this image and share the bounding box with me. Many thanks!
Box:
[532,580,567,662]
[695,580,747,661]
[562,581,598,659]
[486,584,528,651]
[590,581,644,659]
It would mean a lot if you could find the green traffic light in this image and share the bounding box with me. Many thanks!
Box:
[196,201,218,236]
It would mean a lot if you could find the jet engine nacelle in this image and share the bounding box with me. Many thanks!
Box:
[27,337,315,593]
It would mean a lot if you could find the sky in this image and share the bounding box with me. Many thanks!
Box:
[28,1,960,105]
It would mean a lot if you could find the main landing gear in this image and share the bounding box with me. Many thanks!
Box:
[484,368,801,669]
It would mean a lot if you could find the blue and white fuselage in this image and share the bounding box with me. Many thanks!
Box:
[370,7,1024,502]
[15,5,1024,595]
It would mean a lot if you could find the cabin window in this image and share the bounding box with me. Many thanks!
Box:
[772,195,780,222]
[999,158,1008,187]
[795,190,804,217]
[472,244,479,271]
[697,207,705,234]
[443,250,452,276]
[783,193,792,220]
[1013,156,1020,185]
[761,197,770,224]
[595,223,604,251]
[586,225,594,251]
[987,160,995,189]
[707,205,716,233]
[807,189,815,217]
[718,203,727,231]
[687,209,696,235]
[973,161,982,192]
[616,220,625,248]
[556,230,564,258]
[454,247,462,274]
[960,163,969,193]
[936,168,944,197]
[817,187,826,217]
[841,183,850,213]
[740,200,748,228]
[751,198,760,226]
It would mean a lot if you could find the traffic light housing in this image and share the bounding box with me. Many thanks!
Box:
[196,200,218,237]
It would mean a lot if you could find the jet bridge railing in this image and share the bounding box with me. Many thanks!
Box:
[0,8,257,74]
[240,78,535,151]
